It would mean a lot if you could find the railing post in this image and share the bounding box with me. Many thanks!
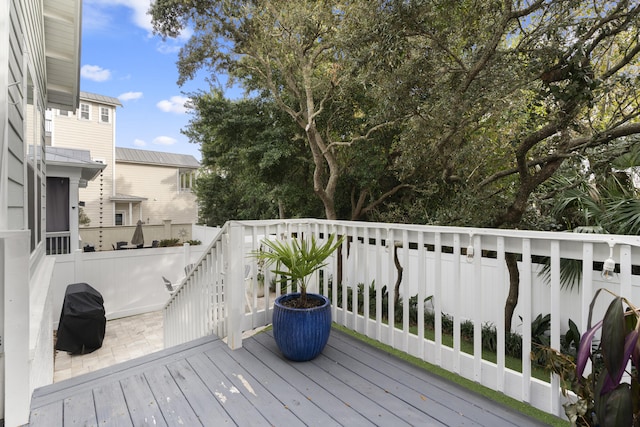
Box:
[225,222,244,350]
[2,231,31,426]
[73,248,83,283]
[184,242,191,269]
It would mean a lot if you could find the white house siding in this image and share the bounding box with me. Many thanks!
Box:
[50,101,116,227]
[3,0,27,231]
[2,0,58,423]
[116,162,198,225]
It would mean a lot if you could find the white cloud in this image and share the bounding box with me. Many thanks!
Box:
[133,139,146,147]
[156,43,181,55]
[156,96,190,114]
[152,136,177,146]
[118,91,143,102]
[86,0,154,32]
[81,65,112,82]
[85,0,192,45]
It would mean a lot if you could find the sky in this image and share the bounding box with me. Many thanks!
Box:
[80,0,236,162]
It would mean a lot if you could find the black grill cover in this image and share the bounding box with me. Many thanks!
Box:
[55,283,106,354]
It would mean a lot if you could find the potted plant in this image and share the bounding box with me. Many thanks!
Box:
[253,233,344,361]
[537,289,639,426]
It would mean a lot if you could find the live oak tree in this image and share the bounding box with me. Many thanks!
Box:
[150,0,410,221]
[151,0,640,331]
[351,0,640,330]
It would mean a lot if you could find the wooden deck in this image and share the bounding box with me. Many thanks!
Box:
[29,329,549,426]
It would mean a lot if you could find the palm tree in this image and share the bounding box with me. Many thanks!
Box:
[539,146,640,288]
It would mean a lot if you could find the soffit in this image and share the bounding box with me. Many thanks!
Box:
[43,0,82,110]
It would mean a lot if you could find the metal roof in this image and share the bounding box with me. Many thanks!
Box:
[116,147,200,169]
[80,91,123,107]
[44,146,106,181]
[110,193,148,202]
[44,0,82,110]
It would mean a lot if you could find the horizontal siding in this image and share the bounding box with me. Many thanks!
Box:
[52,106,116,227]
[7,149,24,186]
[79,171,111,227]
[116,163,198,225]
[6,0,25,231]
[8,178,24,207]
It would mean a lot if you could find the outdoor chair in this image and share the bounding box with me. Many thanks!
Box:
[162,276,177,294]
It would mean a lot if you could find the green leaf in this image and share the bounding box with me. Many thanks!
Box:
[601,297,626,385]
[598,384,633,427]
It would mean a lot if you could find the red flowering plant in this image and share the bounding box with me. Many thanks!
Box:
[572,289,640,426]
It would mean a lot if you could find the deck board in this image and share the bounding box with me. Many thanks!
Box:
[93,382,133,427]
[29,328,551,426]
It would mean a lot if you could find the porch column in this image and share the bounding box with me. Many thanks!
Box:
[69,176,80,252]
[226,222,244,350]
[2,231,31,426]
[128,202,133,225]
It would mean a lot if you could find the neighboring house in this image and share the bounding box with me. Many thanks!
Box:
[47,93,200,228]
[44,147,106,254]
[47,91,121,227]
[1,0,82,424]
[115,147,199,226]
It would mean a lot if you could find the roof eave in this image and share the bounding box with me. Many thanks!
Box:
[44,0,82,111]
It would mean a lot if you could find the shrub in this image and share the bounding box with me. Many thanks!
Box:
[159,238,181,247]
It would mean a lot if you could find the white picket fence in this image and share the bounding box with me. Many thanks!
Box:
[164,219,640,418]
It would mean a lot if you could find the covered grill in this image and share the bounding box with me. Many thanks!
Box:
[55,283,106,354]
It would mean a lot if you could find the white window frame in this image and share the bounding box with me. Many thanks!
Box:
[115,211,126,226]
[79,103,90,120]
[99,106,110,123]
[179,170,196,193]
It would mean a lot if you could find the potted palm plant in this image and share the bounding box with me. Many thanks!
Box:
[253,233,344,361]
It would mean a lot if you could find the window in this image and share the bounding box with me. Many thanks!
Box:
[79,103,90,120]
[115,212,124,226]
[179,170,196,192]
[100,106,110,123]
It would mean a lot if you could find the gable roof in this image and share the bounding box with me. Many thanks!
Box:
[80,91,123,107]
[116,147,200,169]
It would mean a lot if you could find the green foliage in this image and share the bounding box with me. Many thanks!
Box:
[187,92,322,224]
[538,290,640,426]
[151,1,640,227]
[158,238,181,247]
[78,207,90,226]
[185,239,201,245]
[252,234,345,304]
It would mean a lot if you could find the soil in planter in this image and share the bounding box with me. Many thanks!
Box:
[281,295,325,309]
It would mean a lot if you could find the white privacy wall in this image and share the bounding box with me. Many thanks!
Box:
[340,239,640,335]
[50,245,207,324]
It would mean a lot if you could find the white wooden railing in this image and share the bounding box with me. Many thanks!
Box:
[46,231,71,255]
[1,231,57,426]
[163,219,640,418]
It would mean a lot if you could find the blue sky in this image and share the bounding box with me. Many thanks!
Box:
[80,0,235,162]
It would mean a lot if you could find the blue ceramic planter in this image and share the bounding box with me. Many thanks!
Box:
[272,293,331,361]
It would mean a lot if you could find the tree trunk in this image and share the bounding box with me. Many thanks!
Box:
[393,242,403,305]
[504,253,520,333]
